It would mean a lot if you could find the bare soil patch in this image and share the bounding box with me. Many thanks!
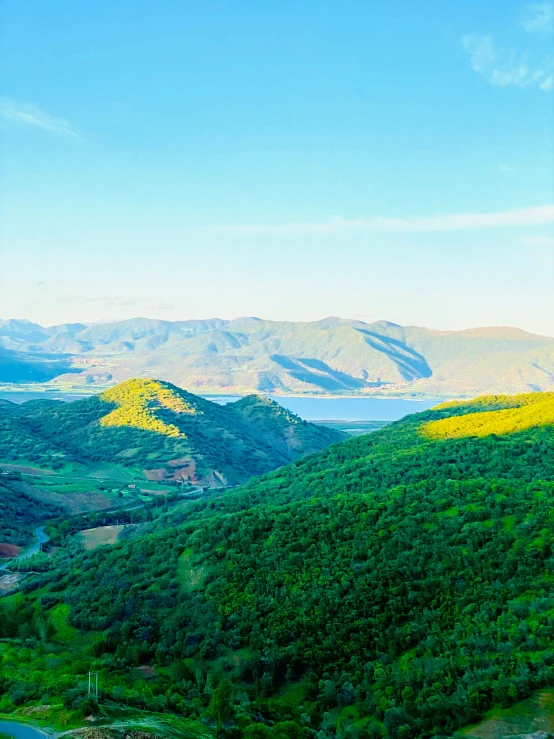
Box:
[143,468,166,481]
[144,457,198,483]
[0,543,21,558]
[135,665,157,678]
[0,573,24,594]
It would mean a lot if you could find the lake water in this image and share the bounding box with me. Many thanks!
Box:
[0,389,442,422]
[212,395,443,421]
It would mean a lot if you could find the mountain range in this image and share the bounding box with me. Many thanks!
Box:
[1,316,554,397]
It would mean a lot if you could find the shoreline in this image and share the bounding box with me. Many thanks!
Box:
[0,383,456,403]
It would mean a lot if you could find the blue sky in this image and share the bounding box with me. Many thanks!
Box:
[1,0,553,334]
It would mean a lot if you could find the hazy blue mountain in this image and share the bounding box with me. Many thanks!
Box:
[1,316,553,397]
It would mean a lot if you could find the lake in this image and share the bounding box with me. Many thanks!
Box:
[0,388,443,422]
[210,395,443,421]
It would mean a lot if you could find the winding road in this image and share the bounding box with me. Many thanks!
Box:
[0,527,50,572]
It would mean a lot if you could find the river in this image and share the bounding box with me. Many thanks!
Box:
[0,721,52,739]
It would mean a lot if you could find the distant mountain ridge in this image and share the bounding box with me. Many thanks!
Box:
[1,316,554,397]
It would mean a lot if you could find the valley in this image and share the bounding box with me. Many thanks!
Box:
[0,378,343,551]
[1,390,554,738]
[4,1,552,737]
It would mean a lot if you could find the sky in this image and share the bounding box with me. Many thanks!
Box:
[1,0,553,335]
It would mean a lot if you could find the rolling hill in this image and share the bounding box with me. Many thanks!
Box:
[2,391,554,737]
[0,378,344,487]
[1,316,554,397]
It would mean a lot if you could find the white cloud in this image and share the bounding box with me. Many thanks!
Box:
[461,34,554,90]
[0,98,82,139]
[210,204,554,236]
[498,164,516,172]
[522,2,554,32]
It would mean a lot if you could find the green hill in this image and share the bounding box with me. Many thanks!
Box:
[0,378,344,486]
[2,316,554,397]
[2,392,554,738]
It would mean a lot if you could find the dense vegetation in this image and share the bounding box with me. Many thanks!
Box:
[0,400,66,469]
[0,379,343,485]
[424,392,554,439]
[1,392,554,739]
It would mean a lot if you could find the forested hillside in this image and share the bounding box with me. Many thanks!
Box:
[0,379,343,486]
[2,392,554,738]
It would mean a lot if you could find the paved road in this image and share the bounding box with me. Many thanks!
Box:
[0,487,209,574]
[0,526,50,572]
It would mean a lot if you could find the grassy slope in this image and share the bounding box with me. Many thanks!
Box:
[460,687,554,739]
[3,392,554,738]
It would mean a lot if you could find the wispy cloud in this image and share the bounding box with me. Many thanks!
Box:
[208,205,554,237]
[461,35,554,90]
[522,2,554,32]
[498,164,516,172]
[56,296,174,310]
[0,98,82,139]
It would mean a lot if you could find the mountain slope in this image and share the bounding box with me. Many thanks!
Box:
[3,392,554,737]
[2,316,554,397]
[0,378,344,485]
[0,346,76,382]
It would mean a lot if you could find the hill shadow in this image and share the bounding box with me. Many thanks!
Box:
[270,355,370,391]
[355,329,432,381]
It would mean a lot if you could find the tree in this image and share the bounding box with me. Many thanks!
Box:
[384,708,413,739]
[210,678,234,730]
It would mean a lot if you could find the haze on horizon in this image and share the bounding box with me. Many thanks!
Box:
[3,314,554,341]
[1,1,553,335]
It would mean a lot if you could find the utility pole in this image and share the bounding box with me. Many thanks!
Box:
[88,671,99,700]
